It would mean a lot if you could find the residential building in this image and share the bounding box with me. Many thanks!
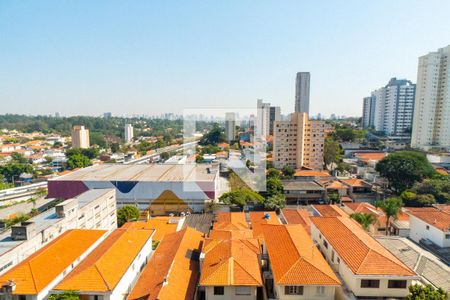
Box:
[273,112,325,170]
[295,72,310,114]
[311,217,418,299]
[52,227,155,300]
[362,96,376,129]
[281,181,325,205]
[122,216,183,242]
[124,124,134,143]
[0,229,108,300]
[365,78,416,136]
[311,205,347,217]
[256,99,271,139]
[0,189,117,274]
[407,205,450,248]
[127,227,203,300]
[199,237,263,300]
[280,208,311,233]
[269,106,281,136]
[48,164,219,214]
[411,45,450,150]
[249,211,280,243]
[262,224,340,299]
[225,112,236,142]
[213,212,249,231]
[71,125,90,149]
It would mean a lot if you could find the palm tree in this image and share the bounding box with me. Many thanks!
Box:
[375,197,402,235]
[350,212,377,231]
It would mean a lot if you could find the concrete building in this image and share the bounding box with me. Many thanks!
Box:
[311,217,418,299]
[273,112,325,170]
[71,125,90,149]
[0,189,117,275]
[47,164,219,214]
[262,224,340,300]
[124,123,134,143]
[52,227,154,300]
[407,205,450,248]
[295,72,310,114]
[224,112,236,142]
[256,99,271,139]
[365,78,416,136]
[362,96,376,129]
[269,106,281,136]
[411,45,450,150]
[0,229,108,300]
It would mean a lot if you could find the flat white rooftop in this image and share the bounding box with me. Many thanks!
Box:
[50,164,217,182]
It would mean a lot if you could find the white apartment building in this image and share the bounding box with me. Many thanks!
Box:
[0,188,117,275]
[411,45,450,150]
[295,72,310,114]
[225,112,236,142]
[71,125,90,148]
[124,123,134,143]
[273,112,325,170]
[256,99,271,139]
[366,78,416,136]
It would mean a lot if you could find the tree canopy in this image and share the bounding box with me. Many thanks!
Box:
[219,189,264,209]
[406,284,448,300]
[375,197,402,235]
[117,205,140,227]
[350,212,377,231]
[49,291,80,300]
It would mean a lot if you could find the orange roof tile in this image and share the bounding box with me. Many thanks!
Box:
[354,152,387,163]
[122,216,178,241]
[324,180,348,190]
[262,224,340,285]
[310,217,416,276]
[54,228,154,293]
[293,170,330,177]
[281,209,311,233]
[199,239,262,286]
[436,168,449,176]
[249,212,280,240]
[341,178,372,188]
[0,230,106,295]
[312,205,347,217]
[407,206,450,232]
[128,227,203,300]
[209,229,254,240]
[214,212,249,231]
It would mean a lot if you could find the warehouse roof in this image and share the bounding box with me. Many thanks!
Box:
[50,164,217,182]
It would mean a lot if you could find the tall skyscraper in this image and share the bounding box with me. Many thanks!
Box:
[224,112,236,142]
[412,45,450,150]
[269,106,281,135]
[124,124,134,143]
[295,72,310,114]
[363,78,416,136]
[256,99,271,139]
[273,112,325,170]
[71,125,90,149]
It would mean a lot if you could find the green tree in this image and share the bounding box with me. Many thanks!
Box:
[117,205,140,227]
[0,162,34,182]
[350,212,377,231]
[110,143,120,153]
[328,192,341,204]
[160,152,170,160]
[406,284,448,300]
[199,123,226,146]
[266,177,284,197]
[49,291,80,300]
[267,168,281,179]
[282,165,295,178]
[324,137,342,167]
[66,154,91,169]
[11,152,28,163]
[219,189,264,210]
[263,194,286,211]
[375,197,402,235]
[376,151,435,193]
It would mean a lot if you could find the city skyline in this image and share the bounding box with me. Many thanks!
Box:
[1,1,450,117]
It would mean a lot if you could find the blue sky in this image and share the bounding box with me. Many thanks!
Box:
[1,1,450,117]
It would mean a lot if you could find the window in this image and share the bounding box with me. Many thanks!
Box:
[285,286,304,295]
[323,240,328,249]
[446,234,450,239]
[361,280,380,288]
[316,286,325,295]
[235,286,251,295]
[214,286,224,295]
[331,251,335,262]
[426,225,430,230]
[388,280,407,289]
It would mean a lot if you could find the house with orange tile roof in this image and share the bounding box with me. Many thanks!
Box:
[122,216,182,242]
[52,227,155,300]
[407,205,450,248]
[213,212,249,231]
[262,224,340,299]
[199,236,263,300]
[127,227,203,300]
[293,170,331,181]
[311,205,347,217]
[280,209,311,234]
[249,211,280,242]
[0,229,108,300]
[310,217,418,299]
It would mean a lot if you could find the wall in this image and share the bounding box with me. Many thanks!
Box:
[205,286,257,300]
[274,284,335,300]
[409,215,450,248]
